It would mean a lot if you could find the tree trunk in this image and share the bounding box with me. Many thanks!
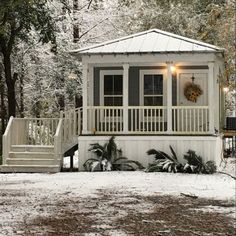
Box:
[0,70,6,135]
[19,73,24,117]
[3,52,16,117]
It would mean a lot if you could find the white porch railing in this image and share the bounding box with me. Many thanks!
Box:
[172,106,209,133]
[87,106,124,134]
[60,107,83,141]
[10,118,60,145]
[128,106,167,133]
[86,106,210,134]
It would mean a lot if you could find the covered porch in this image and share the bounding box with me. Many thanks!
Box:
[80,61,218,135]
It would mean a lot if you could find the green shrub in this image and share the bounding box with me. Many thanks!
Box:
[183,150,216,174]
[146,146,183,173]
[84,136,144,171]
[146,147,216,174]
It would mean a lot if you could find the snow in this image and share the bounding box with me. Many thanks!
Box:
[0,172,235,235]
[0,172,234,200]
[63,151,79,168]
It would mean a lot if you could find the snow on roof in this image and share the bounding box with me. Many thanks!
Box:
[72,29,224,55]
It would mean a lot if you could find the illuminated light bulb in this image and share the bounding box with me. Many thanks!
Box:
[223,87,229,92]
[171,66,176,73]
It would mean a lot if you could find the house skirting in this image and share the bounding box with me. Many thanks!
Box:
[78,135,223,171]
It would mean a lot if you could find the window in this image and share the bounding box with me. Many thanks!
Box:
[103,74,123,106]
[143,74,163,106]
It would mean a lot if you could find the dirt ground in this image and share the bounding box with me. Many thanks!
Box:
[0,188,235,236]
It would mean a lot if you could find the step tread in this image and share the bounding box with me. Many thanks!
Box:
[7,158,56,161]
[1,164,59,167]
[9,152,54,155]
[11,145,54,148]
[0,165,60,173]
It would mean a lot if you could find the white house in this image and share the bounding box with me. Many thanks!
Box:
[1,29,225,172]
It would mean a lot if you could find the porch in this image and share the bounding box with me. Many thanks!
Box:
[80,62,217,135]
[85,106,210,134]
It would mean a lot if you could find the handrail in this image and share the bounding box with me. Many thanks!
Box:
[54,118,63,161]
[2,116,14,165]
[54,118,63,137]
[172,106,208,109]
[3,116,13,137]
[13,118,60,120]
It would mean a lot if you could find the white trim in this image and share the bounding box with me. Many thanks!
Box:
[88,65,94,106]
[99,70,123,106]
[82,63,88,134]
[78,135,221,142]
[208,62,215,133]
[167,63,172,133]
[81,53,218,64]
[139,69,166,106]
[123,64,129,132]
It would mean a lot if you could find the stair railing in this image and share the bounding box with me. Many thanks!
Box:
[2,116,14,165]
[54,118,63,163]
[60,107,83,144]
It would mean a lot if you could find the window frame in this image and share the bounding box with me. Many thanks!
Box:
[100,70,123,106]
[140,69,166,106]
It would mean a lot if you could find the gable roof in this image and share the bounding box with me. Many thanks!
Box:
[71,29,224,55]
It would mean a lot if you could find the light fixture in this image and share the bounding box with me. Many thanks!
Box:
[170,66,176,74]
[68,72,77,80]
[223,87,229,93]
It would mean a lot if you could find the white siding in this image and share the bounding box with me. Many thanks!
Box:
[78,135,222,171]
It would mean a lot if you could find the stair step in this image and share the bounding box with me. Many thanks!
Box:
[6,158,58,166]
[9,152,54,159]
[0,165,60,173]
[11,145,54,153]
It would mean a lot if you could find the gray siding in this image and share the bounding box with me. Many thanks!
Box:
[93,66,205,106]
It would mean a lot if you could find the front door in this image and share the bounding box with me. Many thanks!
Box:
[177,72,208,132]
[178,72,207,106]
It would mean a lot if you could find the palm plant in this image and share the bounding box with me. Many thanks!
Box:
[84,136,144,171]
[146,146,183,173]
[183,150,216,174]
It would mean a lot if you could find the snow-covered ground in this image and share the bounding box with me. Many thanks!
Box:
[0,172,235,235]
[0,172,234,200]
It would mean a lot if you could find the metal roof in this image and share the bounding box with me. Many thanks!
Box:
[71,29,224,55]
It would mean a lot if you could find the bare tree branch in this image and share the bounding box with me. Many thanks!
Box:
[79,17,108,40]
[87,0,93,9]
[218,171,236,180]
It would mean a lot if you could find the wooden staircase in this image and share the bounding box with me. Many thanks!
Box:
[0,108,82,173]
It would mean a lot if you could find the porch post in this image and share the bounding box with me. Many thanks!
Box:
[82,63,88,134]
[167,62,172,133]
[123,64,129,133]
[208,62,215,134]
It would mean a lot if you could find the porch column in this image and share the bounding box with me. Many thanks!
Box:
[167,63,172,133]
[82,63,88,134]
[123,64,129,133]
[208,62,215,134]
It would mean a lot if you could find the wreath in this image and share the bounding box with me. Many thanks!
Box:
[184,82,203,103]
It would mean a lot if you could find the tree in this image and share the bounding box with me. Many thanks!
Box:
[0,0,57,117]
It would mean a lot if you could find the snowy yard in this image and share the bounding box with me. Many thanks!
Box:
[0,172,235,236]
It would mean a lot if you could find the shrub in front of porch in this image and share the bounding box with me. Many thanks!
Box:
[183,150,216,174]
[84,136,144,172]
[146,146,183,173]
[146,147,216,174]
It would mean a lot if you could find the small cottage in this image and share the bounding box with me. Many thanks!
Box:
[1,29,225,172]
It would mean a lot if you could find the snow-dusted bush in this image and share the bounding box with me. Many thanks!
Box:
[183,150,216,174]
[146,147,216,174]
[84,136,144,172]
[146,146,183,173]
